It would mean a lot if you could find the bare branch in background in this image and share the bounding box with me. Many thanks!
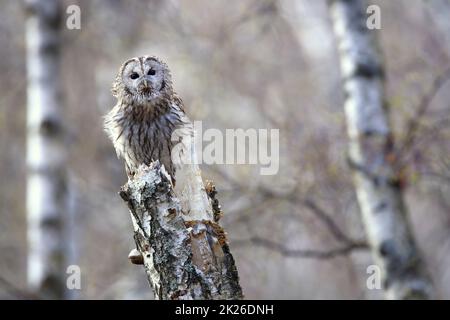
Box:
[211,166,367,259]
[232,236,367,259]
[302,198,357,245]
[398,66,450,161]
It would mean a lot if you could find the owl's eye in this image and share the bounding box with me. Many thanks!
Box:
[147,69,156,76]
[130,73,139,80]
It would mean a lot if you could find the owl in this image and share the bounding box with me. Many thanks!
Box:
[104,56,190,183]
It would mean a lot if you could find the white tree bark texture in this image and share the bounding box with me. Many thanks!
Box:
[119,160,243,300]
[25,0,68,299]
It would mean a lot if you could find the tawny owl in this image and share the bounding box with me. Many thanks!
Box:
[104,56,190,182]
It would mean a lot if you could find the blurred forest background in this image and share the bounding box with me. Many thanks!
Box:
[1,0,450,299]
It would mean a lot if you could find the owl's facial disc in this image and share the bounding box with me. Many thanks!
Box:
[117,56,171,104]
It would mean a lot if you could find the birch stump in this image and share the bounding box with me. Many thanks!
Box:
[25,0,68,299]
[329,0,434,299]
[119,128,243,299]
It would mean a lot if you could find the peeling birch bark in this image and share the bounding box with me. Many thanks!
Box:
[329,0,434,299]
[119,159,243,299]
[25,0,68,298]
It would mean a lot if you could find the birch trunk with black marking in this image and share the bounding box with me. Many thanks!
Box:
[329,0,434,299]
[25,0,68,298]
[119,156,243,299]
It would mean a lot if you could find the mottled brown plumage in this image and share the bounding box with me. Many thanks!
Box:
[104,56,190,182]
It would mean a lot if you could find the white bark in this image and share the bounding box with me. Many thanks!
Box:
[172,126,215,221]
[25,0,68,298]
[119,131,242,299]
[329,0,434,299]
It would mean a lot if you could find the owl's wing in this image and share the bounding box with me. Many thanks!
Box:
[172,93,186,113]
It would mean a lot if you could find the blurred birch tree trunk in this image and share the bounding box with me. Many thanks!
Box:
[25,0,68,299]
[329,0,434,299]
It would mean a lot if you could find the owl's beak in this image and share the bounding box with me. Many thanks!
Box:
[139,79,152,95]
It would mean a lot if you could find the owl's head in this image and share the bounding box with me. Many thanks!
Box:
[112,55,173,104]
